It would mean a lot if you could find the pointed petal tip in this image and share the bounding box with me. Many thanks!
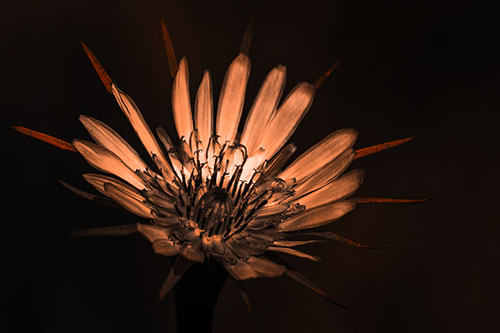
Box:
[240,19,254,55]
[12,126,77,152]
[314,58,341,90]
[160,17,178,78]
[80,41,113,94]
[355,136,414,159]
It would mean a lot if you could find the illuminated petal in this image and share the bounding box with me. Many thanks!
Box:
[195,70,213,148]
[83,173,145,201]
[172,57,194,139]
[73,139,145,189]
[279,128,357,182]
[297,170,364,210]
[277,200,356,231]
[104,183,154,218]
[258,82,314,160]
[240,65,286,154]
[292,149,355,196]
[79,115,147,172]
[216,54,250,144]
[111,84,172,176]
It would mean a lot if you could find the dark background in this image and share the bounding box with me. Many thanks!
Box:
[2,0,498,332]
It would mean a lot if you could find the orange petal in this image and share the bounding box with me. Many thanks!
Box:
[80,41,113,93]
[160,18,178,78]
[355,136,414,159]
[12,126,76,152]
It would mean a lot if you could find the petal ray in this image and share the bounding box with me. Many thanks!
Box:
[172,57,194,139]
[216,54,251,144]
[257,82,315,160]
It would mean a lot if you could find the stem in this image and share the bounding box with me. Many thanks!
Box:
[173,261,227,333]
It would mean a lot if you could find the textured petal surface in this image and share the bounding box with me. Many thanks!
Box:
[73,139,145,189]
[297,169,365,210]
[293,149,355,196]
[240,65,286,154]
[257,82,314,160]
[79,115,147,172]
[83,173,145,201]
[172,57,194,139]
[195,70,213,147]
[279,128,357,182]
[277,200,356,231]
[104,183,154,218]
[216,54,250,144]
[111,84,173,178]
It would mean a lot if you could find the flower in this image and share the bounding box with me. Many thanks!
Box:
[13,21,424,306]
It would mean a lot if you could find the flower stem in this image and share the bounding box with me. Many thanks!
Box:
[173,261,228,333]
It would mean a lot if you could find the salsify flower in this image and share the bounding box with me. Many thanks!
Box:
[13,21,425,308]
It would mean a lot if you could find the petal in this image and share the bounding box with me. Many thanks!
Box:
[292,149,355,197]
[225,256,285,280]
[216,54,251,144]
[79,115,147,172]
[111,84,173,177]
[267,246,321,262]
[137,223,170,242]
[240,65,286,154]
[83,173,145,201]
[195,70,213,148]
[104,183,155,218]
[73,139,145,189]
[246,256,286,277]
[153,240,180,256]
[257,82,314,160]
[172,57,194,139]
[279,128,357,182]
[277,200,356,232]
[297,169,365,210]
[159,256,193,300]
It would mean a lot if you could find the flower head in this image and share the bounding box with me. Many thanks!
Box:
[13,22,424,305]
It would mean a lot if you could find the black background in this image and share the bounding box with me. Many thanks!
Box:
[2,0,498,332]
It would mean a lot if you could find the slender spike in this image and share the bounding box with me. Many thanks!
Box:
[266,253,347,309]
[355,137,414,159]
[70,224,138,237]
[355,197,430,204]
[285,269,348,309]
[159,255,193,300]
[160,18,178,78]
[290,231,396,249]
[80,41,113,93]
[240,19,254,55]
[313,58,341,91]
[12,126,76,152]
[231,279,254,317]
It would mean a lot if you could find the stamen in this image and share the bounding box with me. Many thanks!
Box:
[355,137,414,159]
[12,126,76,152]
[160,18,178,78]
[80,41,113,94]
